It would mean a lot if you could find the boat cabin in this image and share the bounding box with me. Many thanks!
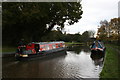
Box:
[17,41,65,54]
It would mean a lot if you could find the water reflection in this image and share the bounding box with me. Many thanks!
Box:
[2,45,105,78]
[67,45,90,54]
[90,50,105,79]
[90,52,105,66]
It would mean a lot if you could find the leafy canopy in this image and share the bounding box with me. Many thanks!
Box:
[2,2,83,45]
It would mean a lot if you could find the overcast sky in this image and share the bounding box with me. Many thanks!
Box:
[64,0,119,35]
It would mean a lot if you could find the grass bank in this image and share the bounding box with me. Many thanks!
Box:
[100,44,119,79]
[65,42,85,45]
[2,46,16,52]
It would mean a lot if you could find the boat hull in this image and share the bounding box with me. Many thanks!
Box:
[15,47,67,61]
[91,48,106,54]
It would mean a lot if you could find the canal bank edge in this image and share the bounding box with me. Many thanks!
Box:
[100,44,119,79]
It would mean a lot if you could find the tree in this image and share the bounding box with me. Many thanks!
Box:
[81,31,90,43]
[97,20,109,40]
[97,18,120,42]
[41,30,63,41]
[2,2,83,45]
[88,30,95,38]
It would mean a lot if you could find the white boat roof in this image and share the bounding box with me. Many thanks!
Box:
[31,41,65,45]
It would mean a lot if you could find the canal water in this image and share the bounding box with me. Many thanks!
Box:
[2,45,105,79]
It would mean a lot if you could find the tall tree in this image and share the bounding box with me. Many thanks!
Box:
[2,2,83,45]
[97,18,120,42]
[81,31,90,42]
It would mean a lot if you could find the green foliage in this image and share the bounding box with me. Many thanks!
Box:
[2,46,16,52]
[2,2,83,46]
[97,18,120,42]
[81,31,90,42]
[41,30,63,41]
[42,30,91,43]
[100,44,119,78]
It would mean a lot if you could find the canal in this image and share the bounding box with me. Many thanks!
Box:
[2,45,105,79]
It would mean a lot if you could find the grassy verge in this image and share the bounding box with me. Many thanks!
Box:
[65,42,84,45]
[100,44,119,79]
[2,46,16,52]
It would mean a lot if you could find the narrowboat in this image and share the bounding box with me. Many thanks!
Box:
[90,41,106,54]
[15,41,66,60]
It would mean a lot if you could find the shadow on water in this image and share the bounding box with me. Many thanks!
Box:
[67,45,90,54]
[2,45,106,79]
[2,51,68,78]
[90,52,105,66]
[2,50,67,66]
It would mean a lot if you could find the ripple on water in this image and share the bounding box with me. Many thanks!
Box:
[2,46,104,78]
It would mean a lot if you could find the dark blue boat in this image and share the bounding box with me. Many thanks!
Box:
[90,40,106,54]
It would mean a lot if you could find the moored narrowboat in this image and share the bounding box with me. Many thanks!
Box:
[15,41,66,60]
[90,40,106,54]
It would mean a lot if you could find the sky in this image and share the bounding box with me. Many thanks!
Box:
[1,0,119,35]
[64,0,119,35]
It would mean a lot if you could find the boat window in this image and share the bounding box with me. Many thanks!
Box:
[28,43,32,46]
[58,44,61,47]
[53,45,56,49]
[18,47,26,54]
[35,44,39,52]
[45,45,49,50]
[41,46,45,51]
[63,44,65,47]
[49,45,53,50]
